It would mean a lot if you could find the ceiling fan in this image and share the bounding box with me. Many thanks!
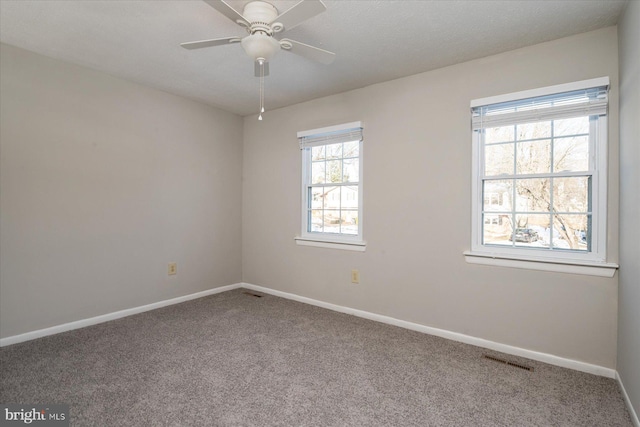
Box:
[181,0,335,76]
[181,0,335,119]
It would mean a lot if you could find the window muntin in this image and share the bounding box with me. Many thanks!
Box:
[299,122,363,243]
[471,79,608,262]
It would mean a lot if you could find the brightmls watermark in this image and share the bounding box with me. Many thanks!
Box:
[0,405,69,426]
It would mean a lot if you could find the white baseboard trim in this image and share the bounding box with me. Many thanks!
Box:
[241,282,617,379]
[0,283,243,347]
[617,371,640,427]
[1,281,619,381]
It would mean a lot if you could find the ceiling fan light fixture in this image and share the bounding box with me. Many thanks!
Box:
[240,33,280,61]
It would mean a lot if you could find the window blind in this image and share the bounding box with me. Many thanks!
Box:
[472,85,608,130]
[298,122,363,149]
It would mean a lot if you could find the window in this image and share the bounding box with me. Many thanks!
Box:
[466,78,617,276]
[296,122,365,251]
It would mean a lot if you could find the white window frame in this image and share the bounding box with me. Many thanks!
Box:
[465,77,618,277]
[295,121,366,251]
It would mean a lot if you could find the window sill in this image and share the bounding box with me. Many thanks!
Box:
[463,251,618,277]
[295,236,366,252]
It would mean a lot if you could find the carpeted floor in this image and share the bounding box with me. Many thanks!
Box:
[0,288,633,426]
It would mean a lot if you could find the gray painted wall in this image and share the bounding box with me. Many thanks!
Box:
[617,0,640,418]
[242,27,620,368]
[0,43,244,338]
[0,24,626,377]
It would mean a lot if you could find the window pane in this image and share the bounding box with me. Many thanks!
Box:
[485,126,515,144]
[311,161,326,184]
[324,210,341,233]
[554,116,589,136]
[312,146,325,161]
[554,136,589,172]
[310,210,323,233]
[340,211,358,235]
[483,213,513,246]
[517,121,551,140]
[341,186,358,209]
[553,177,589,213]
[516,140,551,174]
[343,158,359,183]
[323,186,340,209]
[485,143,514,176]
[309,187,324,209]
[514,214,550,248]
[326,143,342,159]
[343,141,359,158]
[515,178,550,212]
[483,180,513,211]
[326,160,343,183]
[552,214,589,251]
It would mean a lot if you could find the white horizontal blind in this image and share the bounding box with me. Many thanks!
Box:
[472,86,608,130]
[298,122,363,149]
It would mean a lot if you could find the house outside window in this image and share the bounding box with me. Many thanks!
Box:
[466,77,617,277]
[295,122,365,251]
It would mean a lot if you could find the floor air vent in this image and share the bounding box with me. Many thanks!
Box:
[243,291,263,298]
[483,354,534,372]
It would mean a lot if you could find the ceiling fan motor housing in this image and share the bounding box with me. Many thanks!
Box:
[242,1,279,32]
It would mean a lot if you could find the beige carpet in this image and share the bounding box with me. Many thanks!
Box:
[0,288,633,426]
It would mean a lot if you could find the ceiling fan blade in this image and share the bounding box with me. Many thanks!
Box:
[203,0,249,26]
[270,0,326,32]
[279,39,335,65]
[254,60,270,77]
[180,37,241,50]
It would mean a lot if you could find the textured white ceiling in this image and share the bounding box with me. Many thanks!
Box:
[0,0,627,116]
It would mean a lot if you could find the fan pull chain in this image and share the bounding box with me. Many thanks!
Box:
[258,59,265,121]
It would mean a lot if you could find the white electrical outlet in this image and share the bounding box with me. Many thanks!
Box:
[351,269,360,284]
[168,262,177,276]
